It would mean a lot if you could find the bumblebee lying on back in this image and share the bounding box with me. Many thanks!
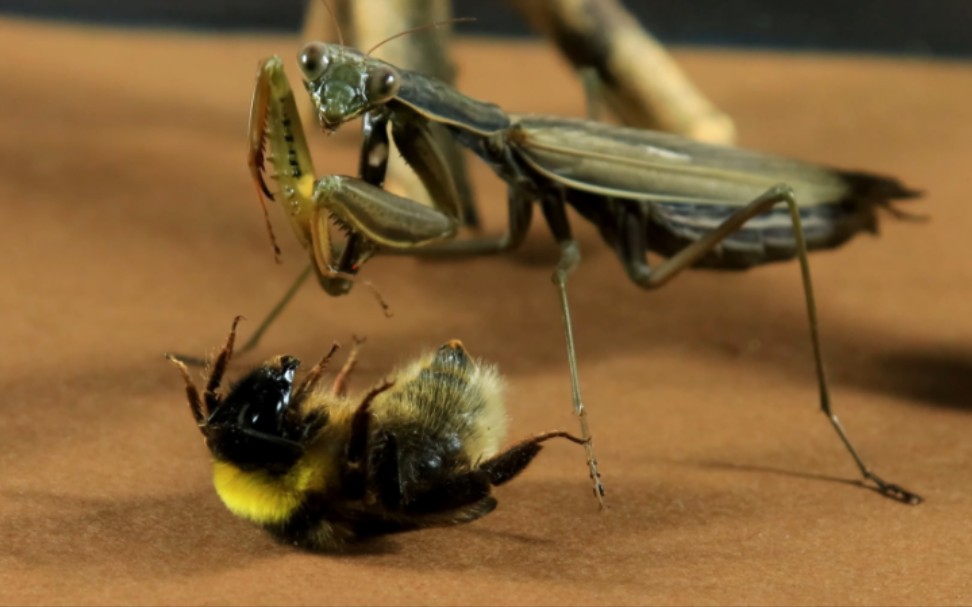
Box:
[166,317,584,551]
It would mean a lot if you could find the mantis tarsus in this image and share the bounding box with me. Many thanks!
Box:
[245,39,923,506]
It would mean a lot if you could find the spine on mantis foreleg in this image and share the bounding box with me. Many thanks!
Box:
[251,56,319,252]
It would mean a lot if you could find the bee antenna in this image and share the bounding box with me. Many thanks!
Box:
[366,17,475,56]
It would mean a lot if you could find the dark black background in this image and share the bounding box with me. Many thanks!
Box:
[0,0,969,57]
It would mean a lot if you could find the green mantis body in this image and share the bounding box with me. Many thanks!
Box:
[248,41,922,505]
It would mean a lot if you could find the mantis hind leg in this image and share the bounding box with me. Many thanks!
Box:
[233,264,314,359]
[622,184,922,504]
[540,196,606,507]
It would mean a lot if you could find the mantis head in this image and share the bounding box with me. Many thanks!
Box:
[297,42,401,131]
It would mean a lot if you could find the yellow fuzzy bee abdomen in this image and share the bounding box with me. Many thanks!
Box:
[211,459,329,525]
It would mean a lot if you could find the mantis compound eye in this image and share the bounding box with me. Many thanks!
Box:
[365,66,400,103]
[298,42,330,81]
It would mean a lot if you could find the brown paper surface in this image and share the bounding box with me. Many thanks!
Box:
[1,17,970,606]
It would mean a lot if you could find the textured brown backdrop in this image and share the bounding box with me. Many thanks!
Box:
[1,17,970,606]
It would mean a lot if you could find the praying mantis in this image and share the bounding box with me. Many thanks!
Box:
[236,25,924,506]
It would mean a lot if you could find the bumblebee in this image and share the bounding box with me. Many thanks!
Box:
[166,317,584,551]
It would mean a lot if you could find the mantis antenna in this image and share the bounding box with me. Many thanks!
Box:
[366,17,476,56]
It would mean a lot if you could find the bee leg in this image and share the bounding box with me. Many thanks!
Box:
[342,380,394,499]
[202,315,244,413]
[292,342,341,403]
[164,316,245,428]
[372,431,404,508]
[164,355,205,425]
[331,336,366,397]
[479,431,588,486]
[392,432,587,515]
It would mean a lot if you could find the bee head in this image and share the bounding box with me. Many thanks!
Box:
[201,356,317,474]
[167,321,326,476]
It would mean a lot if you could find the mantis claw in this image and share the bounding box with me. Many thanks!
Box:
[866,474,923,505]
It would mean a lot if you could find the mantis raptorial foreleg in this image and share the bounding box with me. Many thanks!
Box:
[233,58,464,357]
